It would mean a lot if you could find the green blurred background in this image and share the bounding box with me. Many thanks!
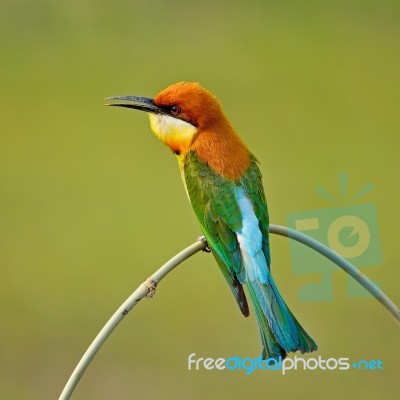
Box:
[1,1,399,399]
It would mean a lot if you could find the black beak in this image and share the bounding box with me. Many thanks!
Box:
[104,96,166,114]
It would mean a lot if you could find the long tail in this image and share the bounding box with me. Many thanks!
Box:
[246,272,317,360]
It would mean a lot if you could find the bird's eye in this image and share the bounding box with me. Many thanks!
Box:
[170,105,182,115]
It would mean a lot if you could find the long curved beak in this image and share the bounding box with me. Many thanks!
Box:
[104,96,165,114]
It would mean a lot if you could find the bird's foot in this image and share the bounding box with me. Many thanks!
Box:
[197,235,211,253]
[145,279,158,298]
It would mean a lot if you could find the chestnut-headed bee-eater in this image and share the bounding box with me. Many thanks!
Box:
[106,82,317,359]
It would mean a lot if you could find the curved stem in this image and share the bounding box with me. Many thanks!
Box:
[269,224,400,324]
[59,227,399,399]
[58,238,207,400]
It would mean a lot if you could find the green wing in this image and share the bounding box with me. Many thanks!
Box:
[184,151,317,359]
[183,150,270,315]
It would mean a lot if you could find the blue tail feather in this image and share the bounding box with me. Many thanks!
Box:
[246,272,317,359]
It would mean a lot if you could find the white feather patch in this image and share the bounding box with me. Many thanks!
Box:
[235,187,268,283]
[148,114,197,142]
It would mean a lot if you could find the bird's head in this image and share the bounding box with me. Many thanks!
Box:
[106,82,226,154]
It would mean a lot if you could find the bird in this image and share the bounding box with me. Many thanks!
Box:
[106,82,317,359]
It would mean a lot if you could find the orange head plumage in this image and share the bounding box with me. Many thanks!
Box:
[106,82,250,179]
[153,82,223,130]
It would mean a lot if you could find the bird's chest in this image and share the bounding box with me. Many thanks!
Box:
[178,156,191,202]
